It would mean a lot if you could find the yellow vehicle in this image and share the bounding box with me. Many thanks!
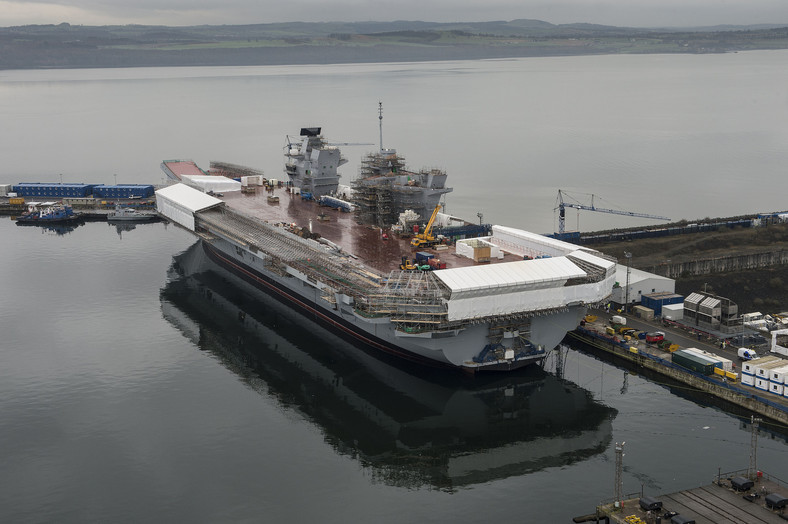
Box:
[399,257,418,271]
[410,204,441,248]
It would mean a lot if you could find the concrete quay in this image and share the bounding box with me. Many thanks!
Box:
[566,309,788,426]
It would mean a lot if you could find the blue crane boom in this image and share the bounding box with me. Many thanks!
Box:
[556,189,670,236]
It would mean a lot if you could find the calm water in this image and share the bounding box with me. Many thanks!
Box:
[2,53,788,522]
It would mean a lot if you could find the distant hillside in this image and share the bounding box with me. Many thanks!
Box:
[1,20,787,70]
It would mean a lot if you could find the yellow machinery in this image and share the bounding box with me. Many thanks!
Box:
[410,204,441,248]
[399,256,418,270]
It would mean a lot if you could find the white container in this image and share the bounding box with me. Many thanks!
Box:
[754,360,788,379]
[741,374,755,386]
[743,355,779,375]
[769,364,788,385]
[8,192,17,197]
[612,315,626,325]
[769,383,784,396]
[755,377,769,391]
[662,303,684,320]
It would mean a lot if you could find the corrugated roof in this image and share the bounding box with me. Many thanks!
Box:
[684,292,705,306]
[155,183,223,213]
[434,257,584,294]
[700,296,721,309]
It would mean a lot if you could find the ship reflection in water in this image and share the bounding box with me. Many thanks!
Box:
[161,241,617,490]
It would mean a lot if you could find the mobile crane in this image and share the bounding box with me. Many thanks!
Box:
[410,204,442,248]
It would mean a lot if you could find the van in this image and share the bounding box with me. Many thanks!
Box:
[738,348,758,361]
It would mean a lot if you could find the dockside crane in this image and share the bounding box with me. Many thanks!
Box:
[555,189,670,239]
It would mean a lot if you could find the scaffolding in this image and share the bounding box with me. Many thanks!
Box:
[360,270,451,331]
[352,151,449,227]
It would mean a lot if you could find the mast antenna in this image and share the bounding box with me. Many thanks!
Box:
[378,101,384,152]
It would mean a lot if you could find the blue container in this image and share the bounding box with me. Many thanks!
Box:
[92,184,154,199]
[13,183,94,198]
[641,292,683,317]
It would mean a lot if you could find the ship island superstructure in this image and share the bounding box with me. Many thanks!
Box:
[157,122,616,372]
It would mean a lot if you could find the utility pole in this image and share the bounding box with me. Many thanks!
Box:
[614,441,625,509]
[378,101,384,152]
[624,252,632,313]
[749,416,761,479]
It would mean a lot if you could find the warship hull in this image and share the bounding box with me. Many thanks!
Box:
[197,223,596,372]
[157,121,616,373]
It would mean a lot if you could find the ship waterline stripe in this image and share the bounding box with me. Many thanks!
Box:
[203,241,451,368]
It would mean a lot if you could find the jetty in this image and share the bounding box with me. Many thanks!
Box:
[576,469,788,524]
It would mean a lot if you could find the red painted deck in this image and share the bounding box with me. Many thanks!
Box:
[220,185,519,275]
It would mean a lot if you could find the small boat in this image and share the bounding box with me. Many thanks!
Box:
[15,203,82,225]
[107,205,157,222]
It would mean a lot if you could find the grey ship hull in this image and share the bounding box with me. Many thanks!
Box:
[201,234,585,372]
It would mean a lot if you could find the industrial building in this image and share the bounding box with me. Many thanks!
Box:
[609,265,675,309]
[683,291,743,334]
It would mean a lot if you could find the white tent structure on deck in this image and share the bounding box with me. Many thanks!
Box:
[156,183,223,231]
[181,175,242,194]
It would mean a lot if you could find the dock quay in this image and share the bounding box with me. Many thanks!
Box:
[567,310,788,426]
[576,469,788,524]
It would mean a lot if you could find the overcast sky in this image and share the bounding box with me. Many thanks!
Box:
[2,0,787,28]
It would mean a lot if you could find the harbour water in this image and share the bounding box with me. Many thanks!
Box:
[2,51,788,522]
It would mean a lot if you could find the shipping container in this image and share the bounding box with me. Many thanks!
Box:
[415,252,434,264]
[769,383,784,396]
[641,292,684,317]
[755,377,769,391]
[683,348,733,371]
[0,183,11,196]
[742,355,780,375]
[12,183,95,198]
[9,197,25,205]
[672,350,716,375]
[662,303,684,320]
[632,305,654,321]
[769,364,788,384]
[753,360,788,379]
[741,374,755,386]
[92,184,155,199]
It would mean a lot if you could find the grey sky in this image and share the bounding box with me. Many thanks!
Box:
[2,0,787,28]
